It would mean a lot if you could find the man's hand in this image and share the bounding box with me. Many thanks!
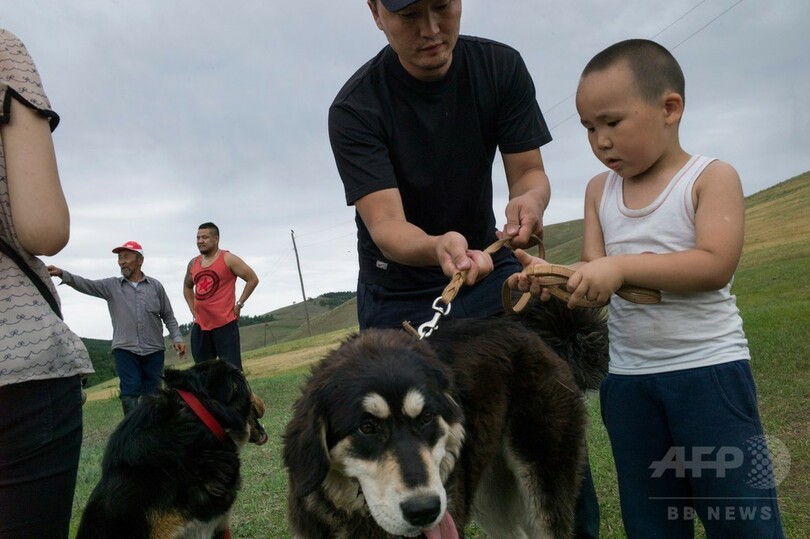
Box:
[501,149,549,248]
[435,232,494,285]
[174,342,187,359]
[500,191,544,248]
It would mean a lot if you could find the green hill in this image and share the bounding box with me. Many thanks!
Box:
[543,219,585,264]
[237,299,334,349]
[80,338,116,388]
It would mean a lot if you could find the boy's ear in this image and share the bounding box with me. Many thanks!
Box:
[663,92,684,125]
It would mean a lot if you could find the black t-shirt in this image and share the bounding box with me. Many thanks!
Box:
[329,36,551,289]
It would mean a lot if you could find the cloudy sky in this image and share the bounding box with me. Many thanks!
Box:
[4,0,808,339]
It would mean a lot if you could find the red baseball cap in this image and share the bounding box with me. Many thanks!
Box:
[112,241,144,255]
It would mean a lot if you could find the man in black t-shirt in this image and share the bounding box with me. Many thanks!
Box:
[328,3,601,536]
[330,0,552,329]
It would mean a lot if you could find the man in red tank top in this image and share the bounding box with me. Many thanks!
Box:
[183,222,259,370]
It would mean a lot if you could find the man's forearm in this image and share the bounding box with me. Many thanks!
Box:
[509,170,550,211]
[369,220,443,267]
[161,299,184,342]
[59,271,109,299]
[238,278,259,305]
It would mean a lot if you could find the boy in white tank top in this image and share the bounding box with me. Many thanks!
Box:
[508,39,783,538]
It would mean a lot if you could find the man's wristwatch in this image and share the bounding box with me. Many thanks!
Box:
[236,301,245,308]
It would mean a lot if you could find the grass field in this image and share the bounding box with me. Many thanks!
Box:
[72,172,810,537]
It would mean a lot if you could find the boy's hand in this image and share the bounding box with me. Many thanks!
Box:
[506,249,552,301]
[566,257,623,308]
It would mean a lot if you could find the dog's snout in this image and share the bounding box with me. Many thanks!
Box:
[251,393,266,417]
[400,495,441,527]
[249,394,268,445]
[249,410,268,446]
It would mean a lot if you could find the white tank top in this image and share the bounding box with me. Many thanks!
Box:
[599,155,750,375]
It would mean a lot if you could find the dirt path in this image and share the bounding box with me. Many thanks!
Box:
[243,343,337,378]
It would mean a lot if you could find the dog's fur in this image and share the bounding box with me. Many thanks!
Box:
[283,298,607,538]
[77,360,268,539]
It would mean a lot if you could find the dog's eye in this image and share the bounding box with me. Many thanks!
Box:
[358,419,378,435]
[419,411,434,426]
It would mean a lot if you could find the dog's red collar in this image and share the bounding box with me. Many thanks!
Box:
[175,389,232,539]
[175,389,226,442]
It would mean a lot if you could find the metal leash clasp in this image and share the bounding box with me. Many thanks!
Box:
[416,297,452,340]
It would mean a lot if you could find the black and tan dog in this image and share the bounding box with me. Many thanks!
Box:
[284,298,607,538]
[77,360,268,539]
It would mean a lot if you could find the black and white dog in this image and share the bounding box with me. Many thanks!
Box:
[283,298,607,538]
[77,360,268,539]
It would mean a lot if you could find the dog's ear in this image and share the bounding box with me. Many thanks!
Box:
[203,361,247,404]
[283,393,331,498]
[163,362,217,395]
[162,367,184,389]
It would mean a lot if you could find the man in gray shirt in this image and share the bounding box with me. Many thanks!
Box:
[48,241,186,416]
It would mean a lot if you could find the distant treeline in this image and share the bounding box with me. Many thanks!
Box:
[178,313,278,336]
[315,291,355,309]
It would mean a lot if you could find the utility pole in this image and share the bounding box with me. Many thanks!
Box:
[291,230,312,337]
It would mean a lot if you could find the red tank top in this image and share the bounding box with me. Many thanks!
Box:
[191,250,237,331]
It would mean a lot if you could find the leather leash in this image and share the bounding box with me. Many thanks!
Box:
[403,233,661,336]
[436,235,545,307]
[404,235,544,339]
[502,263,661,314]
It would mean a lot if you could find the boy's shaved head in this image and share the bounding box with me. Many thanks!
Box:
[582,39,685,105]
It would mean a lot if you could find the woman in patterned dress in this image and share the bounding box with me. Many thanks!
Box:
[0,28,94,538]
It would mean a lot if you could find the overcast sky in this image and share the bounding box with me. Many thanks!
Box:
[3,0,808,339]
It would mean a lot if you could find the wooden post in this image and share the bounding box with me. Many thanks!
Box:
[291,230,312,337]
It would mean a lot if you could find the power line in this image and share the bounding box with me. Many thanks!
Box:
[299,230,357,248]
[651,0,708,40]
[543,0,710,116]
[669,0,744,50]
[547,0,744,131]
[294,219,356,238]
